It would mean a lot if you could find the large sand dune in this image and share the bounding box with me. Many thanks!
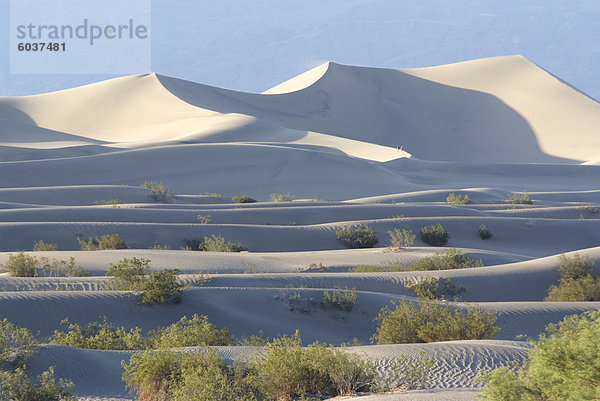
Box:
[0,57,599,399]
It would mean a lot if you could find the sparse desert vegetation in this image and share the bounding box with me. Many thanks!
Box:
[232,195,257,203]
[0,252,90,277]
[184,234,248,252]
[388,228,416,250]
[78,233,127,250]
[545,254,600,301]
[33,240,58,251]
[270,193,294,202]
[478,224,493,240]
[508,191,533,205]
[411,248,483,271]
[446,193,471,205]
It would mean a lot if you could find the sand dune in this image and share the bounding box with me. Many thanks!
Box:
[1,57,599,400]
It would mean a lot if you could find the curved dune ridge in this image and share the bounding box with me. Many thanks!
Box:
[1,57,600,400]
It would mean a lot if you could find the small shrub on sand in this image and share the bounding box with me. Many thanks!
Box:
[479,310,600,401]
[183,235,247,252]
[336,225,378,248]
[410,248,483,271]
[270,193,294,202]
[508,191,533,205]
[479,224,492,240]
[0,318,36,365]
[141,181,171,203]
[321,288,357,312]
[405,277,465,300]
[95,199,125,206]
[196,215,211,224]
[446,193,471,205]
[388,228,416,250]
[232,195,256,203]
[372,298,499,344]
[420,224,449,246]
[107,258,185,305]
[78,233,126,250]
[1,252,39,277]
[33,240,58,251]
[545,254,600,301]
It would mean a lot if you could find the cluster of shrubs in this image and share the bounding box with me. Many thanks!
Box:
[122,330,433,401]
[405,277,465,301]
[446,193,471,205]
[270,193,294,202]
[372,298,499,344]
[232,195,256,203]
[545,254,600,301]
[284,288,358,314]
[106,257,188,305]
[336,225,379,248]
[0,319,75,400]
[0,252,90,277]
[184,234,248,252]
[508,191,533,205]
[479,310,600,400]
[78,233,127,251]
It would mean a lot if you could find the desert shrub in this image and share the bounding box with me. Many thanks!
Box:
[578,204,599,214]
[270,193,293,202]
[184,235,247,252]
[141,181,171,203]
[0,366,75,401]
[350,264,389,273]
[508,191,533,205]
[149,315,231,348]
[149,243,169,250]
[321,288,357,312]
[232,196,256,203]
[545,254,600,301]
[107,257,151,291]
[122,349,260,401]
[479,224,493,240]
[405,277,465,300]
[420,224,449,246]
[372,298,499,344]
[196,215,211,224]
[95,199,125,206]
[410,248,483,271]
[78,233,126,250]
[33,240,58,252]
[0,319,36,366]
[479,310,600,401]
[336,225,378,249]
[388,228,416,250]
[51,318,148,350]
[40,256,90,277]
[446,193,471,205]
[1,252,39,277]
[250,332,378,399]
[140,269,184,305]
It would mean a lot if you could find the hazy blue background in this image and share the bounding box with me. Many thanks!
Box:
[1,0,599,99]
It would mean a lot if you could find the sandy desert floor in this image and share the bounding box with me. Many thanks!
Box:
[0,55,599,400]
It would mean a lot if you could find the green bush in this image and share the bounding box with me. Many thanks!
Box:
[410,248,483,271]
[0,318,36,366]
[270,193,293,202]
[95,199,125,206]
[184,235,247,252]
[1,252,39,277]
[336,225,378,249]
[372,298,499,344]
[388,228,416,250]
[40,256,90,277]
[107,258,186,305]
[78,233,127,250]
[149,315,231,348]
[321,288,357,312]
[545,254,600,301]
[140,269,184,305]
[196,215,211,224]
[0,366,75,401]
[141,181,171,203]
[249,332,378,399]
[508,191,533,205]
[446,193,471,205]
[479,224,493,240]
[33,240,58,251]
[420,224,449,246]
[232,196,257,203]
[479,310,600,401]
[51,318,147,350]
[405,277,465,300]
[122,349,260,401]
